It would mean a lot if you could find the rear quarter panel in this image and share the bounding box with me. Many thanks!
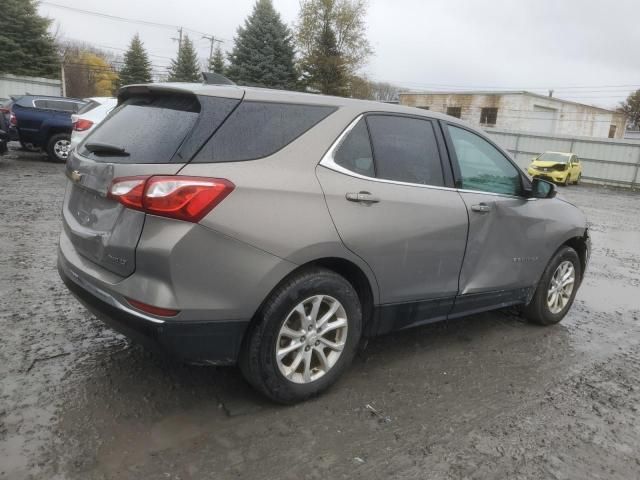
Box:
[178,106,382,303]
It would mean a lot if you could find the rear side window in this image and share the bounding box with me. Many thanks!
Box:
[366,115,444,186]
[333,119,374,177]
[79,94,201,163]
[194,101,336,163]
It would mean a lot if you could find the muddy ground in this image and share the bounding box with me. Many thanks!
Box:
[1,144,639,480]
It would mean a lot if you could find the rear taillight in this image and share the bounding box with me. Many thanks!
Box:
[10,112,16,126]
[73,118,94,131]
[108,176,234,223]
[0,108,9,114]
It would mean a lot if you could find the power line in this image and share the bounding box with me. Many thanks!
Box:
[39,1,230,41]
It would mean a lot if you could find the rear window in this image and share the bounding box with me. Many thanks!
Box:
[34,99,83,112]
[79,94,200,163]
[77,100,101,115]
[194,101,336,163]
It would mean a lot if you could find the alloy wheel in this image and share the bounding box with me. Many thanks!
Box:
[275,295,348,384]
[54,139,71,160]
[547,260,575,314]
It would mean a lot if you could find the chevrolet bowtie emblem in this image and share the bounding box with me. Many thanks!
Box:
[70,170,83,183]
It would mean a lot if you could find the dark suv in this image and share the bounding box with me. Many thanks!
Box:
[12,95,86,162]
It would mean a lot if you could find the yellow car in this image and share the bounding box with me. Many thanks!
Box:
[527,151,582,186]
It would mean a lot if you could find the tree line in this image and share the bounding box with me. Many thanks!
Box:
[1,0,399,101]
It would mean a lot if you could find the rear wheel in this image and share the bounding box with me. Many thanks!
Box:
[239,268,362,404]
[46,133,71,162]
[524,246,581,325]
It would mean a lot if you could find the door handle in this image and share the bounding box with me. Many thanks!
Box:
[346,191,380,204]
[471,203,491,213]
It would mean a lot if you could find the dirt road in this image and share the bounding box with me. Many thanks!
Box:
[1,146,639,479]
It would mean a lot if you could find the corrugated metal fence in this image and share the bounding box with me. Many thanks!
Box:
[485,128,640,188]
[0,74,62,98]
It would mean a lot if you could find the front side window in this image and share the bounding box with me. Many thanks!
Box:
[448,125,521,196]
[333,119,375,177]
[366,115,444,186]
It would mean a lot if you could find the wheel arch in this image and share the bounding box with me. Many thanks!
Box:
[562,232,589,282]
[245,256,379,345]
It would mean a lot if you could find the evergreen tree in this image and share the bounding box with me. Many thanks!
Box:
[208,45,226,74]
[0,0,59,78]
[226,0,298,89]
[168,35,201,82]
[303,21,348,95]
[119,34,152,85]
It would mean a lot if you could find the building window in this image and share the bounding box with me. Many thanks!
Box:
[417,106,430,110]
[446,107,462,119]
[608,125,617,138]
[480,107,498,125]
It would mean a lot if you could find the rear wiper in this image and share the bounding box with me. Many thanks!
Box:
[84,142,130,156]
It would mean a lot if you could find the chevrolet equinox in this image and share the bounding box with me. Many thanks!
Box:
[58,83,590,403]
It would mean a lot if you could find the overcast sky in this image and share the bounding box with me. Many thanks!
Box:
[38,0,640,108]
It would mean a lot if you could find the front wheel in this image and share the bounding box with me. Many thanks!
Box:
[574,173,581,185]
[239,268,362,404]
[46,133,71,163]
[524,246,581,326]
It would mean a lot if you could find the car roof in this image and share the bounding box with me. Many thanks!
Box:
[542,151,573,156]
[119,82,466,125]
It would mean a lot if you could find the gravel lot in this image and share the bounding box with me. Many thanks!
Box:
[1,144,639,480]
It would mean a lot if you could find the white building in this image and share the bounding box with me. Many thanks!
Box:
[399,91,627,139]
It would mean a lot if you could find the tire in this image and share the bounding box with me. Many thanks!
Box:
[574,173,581,185]
[563,175,570,187]
[46,133,71,163]
[239,268,362,404]
[524,246,581,326]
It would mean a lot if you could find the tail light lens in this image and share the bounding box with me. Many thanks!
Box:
[73,118,94,131]
[10,112,16,126]
[108,176,234,223]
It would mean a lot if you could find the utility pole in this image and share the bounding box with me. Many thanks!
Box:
[202,34,223,69]
[172,27,184,48]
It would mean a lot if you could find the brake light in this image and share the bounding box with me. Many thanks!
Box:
[73,118,94,131]
[126,298,179,317]
[108,176,235,223]
[10,112,16,126]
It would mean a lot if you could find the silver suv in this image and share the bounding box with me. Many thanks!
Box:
[58,83,590,403]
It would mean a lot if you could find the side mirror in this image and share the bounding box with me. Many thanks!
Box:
[531,177,556,199]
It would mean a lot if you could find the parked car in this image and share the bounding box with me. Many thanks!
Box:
[0,97,20,142]
[11,95,86,162]
[58,84,591,403]
[0,113,8,155]
[70,97,118,150]
[527,151,582,186]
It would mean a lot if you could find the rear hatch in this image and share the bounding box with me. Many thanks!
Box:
[62,86,242,277]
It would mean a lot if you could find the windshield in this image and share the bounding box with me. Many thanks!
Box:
[538,152,570,162]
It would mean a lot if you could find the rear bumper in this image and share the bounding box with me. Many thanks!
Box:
[58,254,249,365]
